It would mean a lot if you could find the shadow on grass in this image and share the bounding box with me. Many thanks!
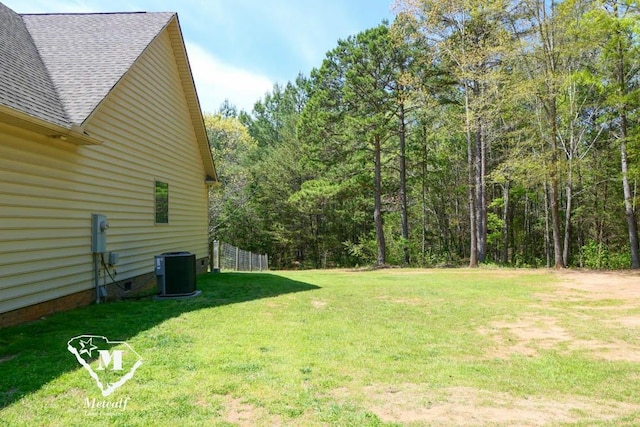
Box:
[0,272,319,409]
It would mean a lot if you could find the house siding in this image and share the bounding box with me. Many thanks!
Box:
[0,29,209,320]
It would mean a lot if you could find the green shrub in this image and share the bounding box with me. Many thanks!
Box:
[579,240,631,269]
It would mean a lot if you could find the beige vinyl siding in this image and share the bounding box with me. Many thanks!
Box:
[0,129,95,312]
[0,29,209,315]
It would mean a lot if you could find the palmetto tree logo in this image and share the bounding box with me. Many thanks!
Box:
[67,335,143,397]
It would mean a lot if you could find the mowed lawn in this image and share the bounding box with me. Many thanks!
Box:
[1,269,640,426]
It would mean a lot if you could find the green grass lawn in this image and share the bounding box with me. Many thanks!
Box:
[1,269,639,426]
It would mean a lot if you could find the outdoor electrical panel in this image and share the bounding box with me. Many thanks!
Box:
[155,255,166,294]
[108,251,119,265]
[91,213,108,253]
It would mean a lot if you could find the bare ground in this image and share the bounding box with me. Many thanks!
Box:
[335,383,639,426]
[221,395,285,427]
[553,270,640,301]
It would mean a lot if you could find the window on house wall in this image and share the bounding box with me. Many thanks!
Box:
[155,181,169,224]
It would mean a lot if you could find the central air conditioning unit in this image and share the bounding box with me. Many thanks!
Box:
[154,252,200,299]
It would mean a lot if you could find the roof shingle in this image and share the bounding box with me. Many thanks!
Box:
[21,11,174,125]
[0,2,69,127]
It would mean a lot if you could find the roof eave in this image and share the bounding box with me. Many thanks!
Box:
[165,15,219,183]
[0,103,102,145]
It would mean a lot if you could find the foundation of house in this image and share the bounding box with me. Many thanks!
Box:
[0,256,209,328]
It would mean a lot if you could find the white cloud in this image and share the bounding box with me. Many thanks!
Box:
[245,0,350,74]
[185,42,274,114]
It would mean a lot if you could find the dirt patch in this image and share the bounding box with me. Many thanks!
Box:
[491,317,573,342]
[478,270,640,360]
[611,316,640,328]
[222,396,283,426]
[480,317,640,362]
[376,295,424,305]
[554,270,640,300]
[332,383,640,426]
[567,338,640,362]
[264,301,282,308]
[479,316,573,358]
[311,300,327,308]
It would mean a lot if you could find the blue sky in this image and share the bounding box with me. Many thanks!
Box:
[4,0,395,113]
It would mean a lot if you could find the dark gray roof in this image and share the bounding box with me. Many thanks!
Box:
[0,2,69,127]
[0,2,174,127]
[22,12,174,125]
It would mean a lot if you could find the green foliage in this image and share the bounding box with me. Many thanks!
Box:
[486,212,504,246]
[579,241,631,270]
[204,0,640,270]
[343,236,377,266]
[205,110,260,245]
[154,181,169,224]
[287,179,341,211]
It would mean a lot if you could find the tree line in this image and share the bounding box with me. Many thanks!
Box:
[207,0,639,270]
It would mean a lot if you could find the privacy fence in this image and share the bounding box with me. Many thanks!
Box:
[210,240,269,272]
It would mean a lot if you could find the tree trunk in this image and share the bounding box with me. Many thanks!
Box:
[399,103,410,265]
[549,169,564,268]
[543,181,551,268]
[563,159,573,266]
[615,26,640,269]
[469,158,478,267]
[476,119,487,263]
[563,183,572,267]
[465,88,478,267]
[531,0,564,269]
[471,81,487,264]
[374,134,386,266]
[502,181,510,264]
[549,98,565,269]
[421,126,428,265]
[621,120,640,269]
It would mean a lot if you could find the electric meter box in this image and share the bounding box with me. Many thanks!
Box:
[91,213,108,253]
